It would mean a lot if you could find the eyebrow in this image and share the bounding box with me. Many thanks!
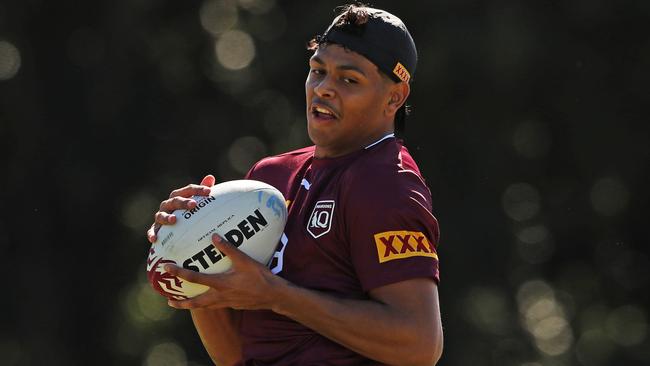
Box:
[311,56,367,77]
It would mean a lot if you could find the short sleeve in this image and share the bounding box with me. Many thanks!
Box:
[244,161,260,179]
[345,170,440,292]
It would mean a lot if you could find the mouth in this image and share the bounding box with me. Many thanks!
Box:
[310,103,338,120]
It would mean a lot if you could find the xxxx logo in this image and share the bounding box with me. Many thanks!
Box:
[307,200,335,238]
[392,62,411,83]
[374,230,438,263]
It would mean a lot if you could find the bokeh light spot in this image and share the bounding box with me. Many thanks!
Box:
[215,30,256,70]
[121,191,159,232]
[575,328,616,366]
[590,176,629,216]
[463,287,511,335]
[0,40,21,80]
[517,280,573,356]
[124,279,173,326]
[517,280,554,310]
[137,283,174,322]
[200,0,238,36]
[502,183,541,221]
[228,136,268,174]
[533,325,573,356]
[238,0,275,14]
[144,342,187,366]
[516,224,554,264]
[605,305,647,346]
[532,316,569,340]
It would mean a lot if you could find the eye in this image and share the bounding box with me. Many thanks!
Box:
[342,77,358,84]
[310,68,325,76]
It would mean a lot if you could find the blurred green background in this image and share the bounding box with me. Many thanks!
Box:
[1,0,648,365]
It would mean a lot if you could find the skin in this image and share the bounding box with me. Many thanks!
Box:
[306,44,410,158]
[147,44,443,366]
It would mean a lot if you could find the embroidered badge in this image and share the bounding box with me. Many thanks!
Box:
[307,200,335,238]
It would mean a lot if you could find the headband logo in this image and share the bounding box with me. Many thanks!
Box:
[392,62,410,82]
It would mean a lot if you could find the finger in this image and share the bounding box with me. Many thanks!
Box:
[169,184,212,198]
[200,174,216,187]
[154,211,178,226]
[212,234,251,264]
[168,291,224,309]
[147,224,158,243]
[164,264,223,288]
[159,196,198,213]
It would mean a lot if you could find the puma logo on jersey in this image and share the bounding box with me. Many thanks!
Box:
[307,200,335,238]
[374,230,438,263]
[301,179,311,190]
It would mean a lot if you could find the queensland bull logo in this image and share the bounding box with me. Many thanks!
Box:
[307,200,335,238]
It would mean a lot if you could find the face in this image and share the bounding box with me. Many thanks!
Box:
[305,44,402,158]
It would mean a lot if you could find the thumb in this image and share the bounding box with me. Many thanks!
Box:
[200,174,216,187]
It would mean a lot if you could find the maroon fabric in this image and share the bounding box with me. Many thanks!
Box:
[237,138,440,365]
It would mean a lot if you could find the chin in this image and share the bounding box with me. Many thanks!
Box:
[307,124,334,148]
[306,124,323,145]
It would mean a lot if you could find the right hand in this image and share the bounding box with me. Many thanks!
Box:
[146,174,216,243]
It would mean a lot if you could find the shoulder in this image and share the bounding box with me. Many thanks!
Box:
[344,140,431,208]
[247,146,314,178]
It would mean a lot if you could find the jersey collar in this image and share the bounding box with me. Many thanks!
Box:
[364,133,395,149]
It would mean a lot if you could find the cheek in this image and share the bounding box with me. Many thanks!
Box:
[305,77,311,94]
[305,74,315,93]
[344,92,383,118]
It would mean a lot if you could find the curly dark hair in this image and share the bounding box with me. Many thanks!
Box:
[307,3,370,50]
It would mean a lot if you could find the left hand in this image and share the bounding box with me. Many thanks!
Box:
[164,234,287,310]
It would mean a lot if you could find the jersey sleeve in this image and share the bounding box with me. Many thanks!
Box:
[244,160,260,179]
[344,170,440,292]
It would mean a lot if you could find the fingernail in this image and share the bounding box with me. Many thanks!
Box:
[164,264,172,272]
[168,215,176,223]
[203,187,211,194]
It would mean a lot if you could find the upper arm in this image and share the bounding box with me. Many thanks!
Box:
[345,170,441,291]
[369,278,442,334]
[369,278,443,362]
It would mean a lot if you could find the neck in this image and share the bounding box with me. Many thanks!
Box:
[314,129,395,158]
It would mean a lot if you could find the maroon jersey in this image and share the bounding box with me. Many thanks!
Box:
[238,137,440,365]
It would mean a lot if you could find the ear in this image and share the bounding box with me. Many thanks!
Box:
[385,81,410,117]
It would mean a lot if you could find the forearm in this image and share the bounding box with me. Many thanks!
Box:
[271,280,443,366]
[190,308,242,366]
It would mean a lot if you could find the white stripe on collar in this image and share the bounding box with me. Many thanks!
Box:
[364,133,395,149]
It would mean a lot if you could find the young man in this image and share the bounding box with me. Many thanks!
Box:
[147,5,443,365]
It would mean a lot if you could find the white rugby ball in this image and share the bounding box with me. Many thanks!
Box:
[147,179,287,300]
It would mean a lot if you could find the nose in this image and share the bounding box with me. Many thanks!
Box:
[313,75,335,99]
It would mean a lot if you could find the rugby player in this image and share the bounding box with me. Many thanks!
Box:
[147,4,443,365]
